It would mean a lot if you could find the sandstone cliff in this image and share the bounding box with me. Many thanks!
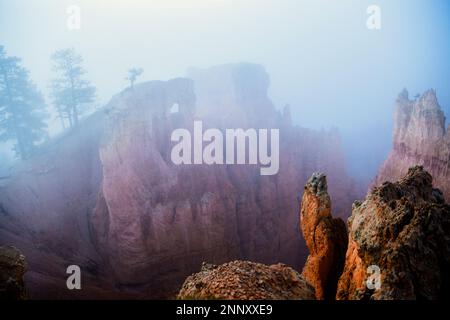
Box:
[374,89,450,199]
[0,63,359,298]
[177,260,316,300]
[337,166,450,300]
[300,173,347,300]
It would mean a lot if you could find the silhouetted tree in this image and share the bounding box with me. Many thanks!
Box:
[50,48,95,128]
[126,67,143,89]
[0,46,48,160]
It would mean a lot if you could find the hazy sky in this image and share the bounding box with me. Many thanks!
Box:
[1,0,449,180]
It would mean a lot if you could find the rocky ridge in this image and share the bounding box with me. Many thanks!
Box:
[177,260,315,300]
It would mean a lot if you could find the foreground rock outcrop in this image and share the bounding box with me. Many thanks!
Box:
[0,246,27,299]
[375,89,450,200]
[177,260,315,300]
[177,166,450,301]
[300,173,348,300]
[337,166,450,300]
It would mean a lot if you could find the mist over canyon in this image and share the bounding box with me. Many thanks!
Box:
[1,0,450,303]
[0,63,363,298]
[1,61,449,299]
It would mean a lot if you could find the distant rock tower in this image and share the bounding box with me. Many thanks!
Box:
[374,89,450,199]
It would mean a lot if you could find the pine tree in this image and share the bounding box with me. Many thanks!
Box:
[126,67,144,89]
[50,48,95,128]
[0,46,48,160]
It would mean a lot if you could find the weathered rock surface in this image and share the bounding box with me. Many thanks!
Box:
[337,166,450,300]
[374,89,450,200]
[177,260,316,300]
[300,173,348,300]
[0,63,360,298]
[0,246,27,299]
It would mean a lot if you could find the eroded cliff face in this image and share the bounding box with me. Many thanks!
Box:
[0,63,359,298]
[300,173,347,300]
[374,89,450,199]
[337,166,450,300]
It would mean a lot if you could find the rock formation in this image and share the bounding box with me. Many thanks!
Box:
[91,64,359,296]
[300,173,348,300]
[0,63,359,298]
[176,166,450,301]
[0,246,27,299]
[177,260,316,300]
[374,89,450,200]
[337,166,450,300]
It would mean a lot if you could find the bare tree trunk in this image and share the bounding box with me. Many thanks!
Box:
[56,105,66,130]
[2,72,27,159]
[69,66,78,126]
[73,105,79,126]
[68,108,73,128]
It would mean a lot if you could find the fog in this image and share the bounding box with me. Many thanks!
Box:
[1,0,449,183]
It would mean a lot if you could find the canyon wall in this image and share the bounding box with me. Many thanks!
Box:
[91,64,359,296]
[0,63,359,298]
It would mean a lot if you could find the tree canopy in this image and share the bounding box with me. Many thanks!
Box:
[50,48,95,128]
[0,46,48,159]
